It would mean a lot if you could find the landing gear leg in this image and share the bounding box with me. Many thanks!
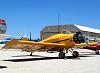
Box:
[30,52,33,56]
[69,48,79,58]
[59,52,65,59]
[96,50,99,55]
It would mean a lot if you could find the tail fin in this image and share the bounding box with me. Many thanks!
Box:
[2,39,19,49]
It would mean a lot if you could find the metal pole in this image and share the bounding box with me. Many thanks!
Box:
[58,14,60,33]
[30,32,31,41]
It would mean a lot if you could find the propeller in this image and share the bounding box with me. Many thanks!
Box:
[73,32,85,43]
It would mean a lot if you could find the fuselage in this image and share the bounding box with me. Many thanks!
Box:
[41,33,75,48]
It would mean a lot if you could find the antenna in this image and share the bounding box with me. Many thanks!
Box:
[58,14,60,33]
[57,14,62,33]
[58,14,60,25]
[30,32,32,41]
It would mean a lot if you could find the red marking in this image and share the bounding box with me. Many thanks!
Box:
[83,44,100,50]
[0,19,6,25]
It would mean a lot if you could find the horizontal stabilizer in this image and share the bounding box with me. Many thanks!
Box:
[2,39,19,49]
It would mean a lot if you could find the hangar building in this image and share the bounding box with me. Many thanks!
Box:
[40,24,100,40]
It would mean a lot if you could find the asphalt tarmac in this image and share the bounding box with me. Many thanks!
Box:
[0,49,100,73]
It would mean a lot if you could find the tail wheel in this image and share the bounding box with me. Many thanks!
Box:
[72,51,79,58]
[59,52,65,59]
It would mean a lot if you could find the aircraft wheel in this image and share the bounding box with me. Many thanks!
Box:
[59,52,65,59]
[72,51,79,58]
[96,50,99,55]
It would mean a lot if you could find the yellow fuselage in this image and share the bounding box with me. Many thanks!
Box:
[41,33,75,48]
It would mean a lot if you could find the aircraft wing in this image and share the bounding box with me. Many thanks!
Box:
[2,39,66,51]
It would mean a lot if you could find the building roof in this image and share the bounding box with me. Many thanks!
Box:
[41,24,100,34]
[41,24,80,33]
[0,34,10,40]
[75,24,100,33]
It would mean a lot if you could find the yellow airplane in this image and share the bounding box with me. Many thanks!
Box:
[2,32,85,59]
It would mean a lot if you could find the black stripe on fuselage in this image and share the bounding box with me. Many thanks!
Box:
[52,39,70,43]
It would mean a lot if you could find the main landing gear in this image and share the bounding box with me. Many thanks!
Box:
[59,52,65,59]
[30,52,33,56]
[95,50,99,55]
[72,51,79,58]
[58,49,79,59]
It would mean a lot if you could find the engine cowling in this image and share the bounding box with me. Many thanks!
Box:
[73,32,85,44]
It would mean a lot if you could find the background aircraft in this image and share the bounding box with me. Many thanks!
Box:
[2,32,85,59]
[0,38,11,49]
[75,39,100,55]
[82,43,100,55]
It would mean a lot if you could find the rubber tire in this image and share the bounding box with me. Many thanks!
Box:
[72,51,79,58]
[59,52,65,59]
[96,50,99,55]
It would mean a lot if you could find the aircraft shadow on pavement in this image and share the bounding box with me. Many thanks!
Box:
[3,57,59,62]
[79,52,99,56]
[65,54,93,59]
[0,66,7,69]
[12,55,46,57]
[3,54,94,62]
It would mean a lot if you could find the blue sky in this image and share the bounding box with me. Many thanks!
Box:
[0,0,100,39]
